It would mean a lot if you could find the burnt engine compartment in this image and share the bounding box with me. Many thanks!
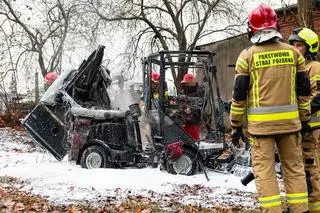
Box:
[23,45,146,166]
[64,46,145,164]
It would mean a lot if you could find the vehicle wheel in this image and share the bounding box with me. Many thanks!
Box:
[80,145,111,169]
[166,149,199,176]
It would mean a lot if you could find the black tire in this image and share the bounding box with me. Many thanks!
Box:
[166,148,199,176]
[80,145,111,169]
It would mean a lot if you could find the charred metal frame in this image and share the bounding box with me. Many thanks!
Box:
[142,50,226,144]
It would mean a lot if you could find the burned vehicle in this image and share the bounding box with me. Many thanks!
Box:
[141,51,251,176]
[22,46,251,176]
[22,46,150,169]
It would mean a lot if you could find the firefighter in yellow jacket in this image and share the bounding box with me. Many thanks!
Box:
[230,4,311,213]
[289,27,320,212]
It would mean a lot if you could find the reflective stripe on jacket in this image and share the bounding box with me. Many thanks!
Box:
[230,41,311,135]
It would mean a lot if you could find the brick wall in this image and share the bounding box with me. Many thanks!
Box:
[277,4,320,41]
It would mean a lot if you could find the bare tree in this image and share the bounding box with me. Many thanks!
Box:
[85,0,245,88]
[297,0,314,29]
[0,21,18,113]
[281,0,315,29]
[0,71,12,114]
[0,0,76,78]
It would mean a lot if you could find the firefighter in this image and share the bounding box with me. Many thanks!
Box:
[180,73,204,141]
[230,4,311,213]
[150,71,168,100]
[150,72,160,99]
[180,73,204,97]
[44,71,59,87]
[289,27,320,212]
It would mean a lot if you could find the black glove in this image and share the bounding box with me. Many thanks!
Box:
[231,127,243,148]
[311,94,320,114]
[301,122,313,135]
[222,100,232,114]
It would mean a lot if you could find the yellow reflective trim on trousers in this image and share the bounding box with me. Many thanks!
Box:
[259,194,281,208]
[309,201,320,211]
[231,106,245,115]
[299,105,310,110]
[231,111,244,115]
[311,74,320,81]
[288,199,308,204]
[287,192,308,204]
[288,198,308,204]
[299,101,310,107]
[259,194,281,202]
[248,111,299,122]
[260,200,282,208]
[253,50,294,68]
[251,71,260,108]
[298,101,310,110]
[231,106,245,111]
[236,58,248,70]
[286,192,308,198]
[298,55,305,65]
[291,67,297,105]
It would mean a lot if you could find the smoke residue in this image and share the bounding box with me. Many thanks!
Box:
[108,83,151,148]
[108,83,141,111]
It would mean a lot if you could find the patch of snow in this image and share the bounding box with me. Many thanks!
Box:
[0,128,258,209]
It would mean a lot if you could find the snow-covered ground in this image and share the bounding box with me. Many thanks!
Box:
[0,128,258,210]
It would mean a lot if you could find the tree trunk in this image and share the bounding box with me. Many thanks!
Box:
[175,37,188,93]
[35,72,39,103]
[298,0,314,29]
[38,50,47,78]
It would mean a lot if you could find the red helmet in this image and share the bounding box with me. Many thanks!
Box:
[181,73,197,85]
[248,4,278,34]
[44,72,58,85]
[151,72,160,82]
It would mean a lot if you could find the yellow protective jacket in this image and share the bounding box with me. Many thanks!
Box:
[230,40,311,135]
[151,82,168,99]
[307,60,320,129]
